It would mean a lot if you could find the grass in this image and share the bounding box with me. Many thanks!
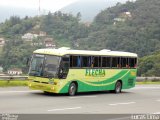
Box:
[0,80,28,87]
[136,81,160,85]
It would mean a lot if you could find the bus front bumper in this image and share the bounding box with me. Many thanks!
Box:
[28,81,57,93]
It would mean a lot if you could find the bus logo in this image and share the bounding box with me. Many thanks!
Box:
[85,69,105,77]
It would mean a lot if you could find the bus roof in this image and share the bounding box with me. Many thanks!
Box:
[33,48,138,57]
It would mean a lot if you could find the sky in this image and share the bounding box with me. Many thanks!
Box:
[0,0,78,12]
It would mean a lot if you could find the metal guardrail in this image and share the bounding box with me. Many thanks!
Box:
[136,77,160,82]
[0,76,28,80]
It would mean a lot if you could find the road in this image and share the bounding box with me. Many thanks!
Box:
[0,85,160,114]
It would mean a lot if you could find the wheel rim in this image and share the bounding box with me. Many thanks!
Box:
[116,82,121,93]
[69,84,76,95]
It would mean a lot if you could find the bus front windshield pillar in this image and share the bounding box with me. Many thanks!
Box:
[58,57,69,79]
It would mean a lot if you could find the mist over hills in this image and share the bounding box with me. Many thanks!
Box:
[0,0,131,23]
[0,6,38,23]
[60,0,131,22]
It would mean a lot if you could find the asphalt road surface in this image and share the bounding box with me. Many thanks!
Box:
[0,85,160,114]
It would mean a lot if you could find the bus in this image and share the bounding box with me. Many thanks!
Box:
[28,47,138,96]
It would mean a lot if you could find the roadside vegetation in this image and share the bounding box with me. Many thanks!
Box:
[136,81,160,85]
[0,80,28,87]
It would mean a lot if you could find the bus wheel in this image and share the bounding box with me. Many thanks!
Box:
[114,81,122,93]
[43,91,51,95]
[68,82,77,96]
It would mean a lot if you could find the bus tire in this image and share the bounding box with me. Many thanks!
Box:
[68,82,77,96]
[114,81,122,93]
[43,91,51,94]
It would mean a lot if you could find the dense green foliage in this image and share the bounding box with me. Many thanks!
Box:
[0,16,37,36]
[78,0,160,57]
[138,51,160,77]
[0,0,159,76]
[40,12,88,47]
[0,12,88,73]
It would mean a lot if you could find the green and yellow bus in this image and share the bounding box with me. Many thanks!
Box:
[28,47,137,96]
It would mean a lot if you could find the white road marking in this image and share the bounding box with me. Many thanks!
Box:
[156,99,160,102]
[109,102,136,106]
[48,107,82,112]
[0,90,39,94]
[69,96,97,99]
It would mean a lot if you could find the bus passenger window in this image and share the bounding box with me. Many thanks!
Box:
[112,57,118,68]
[129,58,137,68]
[106,57,111,68]
[121,58,128,68]
[102,57,107,67]
[82,56,89,67]
[77,56,81,67]
[70,56,80,68]
[117,57,121,68]
[102,57,111,68]
[93,56,99,67]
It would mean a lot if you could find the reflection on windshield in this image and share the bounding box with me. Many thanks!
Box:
[29,54,60,77]
[43,55,60,77]
[29,54,44,77]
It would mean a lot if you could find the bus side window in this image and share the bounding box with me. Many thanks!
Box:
[102,57,107,67]
[82,56,88,67]
[134,58,137,68]
[129,58,137,68]
[112,57,118,68]
[93,56,100,67]
[126,58,130,68]
[121,57,127,68]
[77,56,81,67]
[102,57,111,68]
[91,56,94,68]
[82,56,93,68]
[117,57,121,68]
[70,56,80,68]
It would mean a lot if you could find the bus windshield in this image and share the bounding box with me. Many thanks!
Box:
[29,54,60,78]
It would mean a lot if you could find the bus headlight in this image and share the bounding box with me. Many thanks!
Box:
[48,79,54,84]
[49,81,54,84]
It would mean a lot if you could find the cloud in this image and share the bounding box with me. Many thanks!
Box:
[0,0,78,12]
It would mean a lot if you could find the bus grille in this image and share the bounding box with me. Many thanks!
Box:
[41,82,49,84]
[33,81,48,84]
[33,80,40,83]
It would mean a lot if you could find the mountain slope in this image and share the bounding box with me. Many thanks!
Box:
[60,0,130,22]
[139,51,160,76]
[78,0,160,57]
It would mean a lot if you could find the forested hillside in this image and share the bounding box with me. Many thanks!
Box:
[0,0,159,76]
[0,12,88,72]
[138,51,160,77]
[60,0,129,22]
[78,0,160,57]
